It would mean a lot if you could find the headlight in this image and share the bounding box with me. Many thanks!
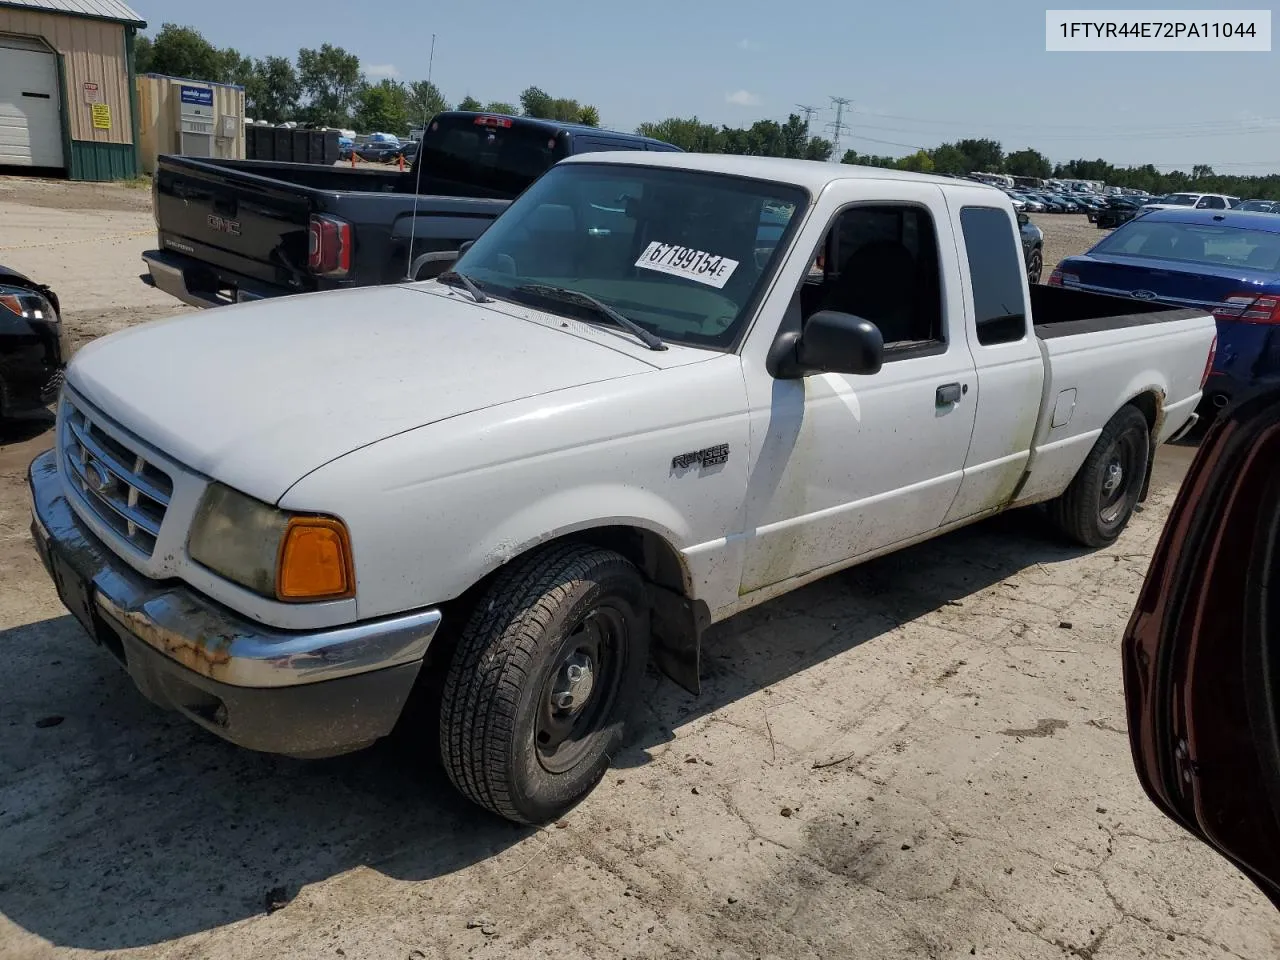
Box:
[0,283,58,334]
[187,483,355,602]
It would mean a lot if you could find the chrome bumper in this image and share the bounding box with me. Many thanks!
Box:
[28,448,441,690]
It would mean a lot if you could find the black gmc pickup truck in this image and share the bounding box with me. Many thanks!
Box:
[142,112,680,308]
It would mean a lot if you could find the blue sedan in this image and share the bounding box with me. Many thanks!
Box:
[1049,207,1280,417]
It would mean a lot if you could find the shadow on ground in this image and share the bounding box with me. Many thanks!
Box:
[0,507,1090,950]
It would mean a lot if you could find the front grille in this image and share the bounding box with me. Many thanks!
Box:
[60,397,173,557]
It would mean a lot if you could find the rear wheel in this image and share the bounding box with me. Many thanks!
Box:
[1048,404,1150,547]
[1026,247,1043,284]
[439,543,650,824]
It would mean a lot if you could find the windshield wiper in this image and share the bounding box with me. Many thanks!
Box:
[437,270,491,304]
[515,283,666,351]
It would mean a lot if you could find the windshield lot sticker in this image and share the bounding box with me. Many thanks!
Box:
[636,242,739,289]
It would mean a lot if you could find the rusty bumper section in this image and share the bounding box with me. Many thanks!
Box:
[27,449,442,758]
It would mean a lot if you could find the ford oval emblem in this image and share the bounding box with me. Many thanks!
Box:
[1130,289,1158,301]
[85,458,114,495]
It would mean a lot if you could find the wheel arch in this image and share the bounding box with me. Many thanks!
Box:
[432,521,708,696]
[1123,388,1165,503]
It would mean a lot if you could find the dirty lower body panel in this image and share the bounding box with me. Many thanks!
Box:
[27,449,435,759]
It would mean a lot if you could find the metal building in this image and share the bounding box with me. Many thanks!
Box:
[0,0,146,180]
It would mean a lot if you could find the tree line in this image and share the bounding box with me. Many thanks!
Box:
[137,23,1278,199]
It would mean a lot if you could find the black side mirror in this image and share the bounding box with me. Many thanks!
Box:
[457,240,475,257]
[767,310,884,379]
[1017,211,1030,226]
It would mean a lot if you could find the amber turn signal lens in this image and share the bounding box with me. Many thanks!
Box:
[276,517,355,601]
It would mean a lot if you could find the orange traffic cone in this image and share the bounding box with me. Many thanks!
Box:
[350,152,356,168]
[398,153,405,172]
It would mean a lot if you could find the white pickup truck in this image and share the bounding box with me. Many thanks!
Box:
[29,153,1216,824]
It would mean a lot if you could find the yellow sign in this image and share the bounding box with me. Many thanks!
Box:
[91,103,111,130]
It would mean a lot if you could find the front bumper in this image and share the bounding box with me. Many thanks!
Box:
[28,449,442,758]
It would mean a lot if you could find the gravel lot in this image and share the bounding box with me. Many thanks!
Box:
[1,179,1276,960]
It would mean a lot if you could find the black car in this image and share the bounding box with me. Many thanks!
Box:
[1017,211,1044,283]
[1094,196,1145,229]
[0,265,66,422]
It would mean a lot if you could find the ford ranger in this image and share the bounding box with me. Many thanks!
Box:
[142,111,680,308]
[31,153,1216,824]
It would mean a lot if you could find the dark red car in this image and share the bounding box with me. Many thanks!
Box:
[1123,380,1280,907]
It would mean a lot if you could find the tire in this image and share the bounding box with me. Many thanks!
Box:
[439,543,650,824]
[1047,404,1150,547]
[1026,247,1043,284]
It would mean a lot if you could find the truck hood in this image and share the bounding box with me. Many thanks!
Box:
[67,284,673,503]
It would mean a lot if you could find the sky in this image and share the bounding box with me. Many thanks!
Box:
[139,0,1280,173]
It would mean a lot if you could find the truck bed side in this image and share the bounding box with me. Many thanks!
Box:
[1013,285,1215,507]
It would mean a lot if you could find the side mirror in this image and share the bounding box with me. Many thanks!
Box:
[457,240,475,257]
[1016,211,1030,226]
[768,310,884,379]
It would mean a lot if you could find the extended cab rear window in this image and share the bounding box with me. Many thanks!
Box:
[1096,220,1280,272]
[419,116,568,195]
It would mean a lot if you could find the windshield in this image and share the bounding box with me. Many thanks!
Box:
[1162,194,1199,206]
[418,116,568,195]
[451,163,809,350]
[1094,219,1280,272]
[1239,200,1275,212]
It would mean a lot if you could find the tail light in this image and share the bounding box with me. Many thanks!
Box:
[1046,268,1078,287]
[474,115,513,128]
[308,214,352,277]
[1211,293,1280,325]
[1201,334,1217,389]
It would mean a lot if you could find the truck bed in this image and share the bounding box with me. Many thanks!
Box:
[1014,284,1215,507]
[171,157,512,200]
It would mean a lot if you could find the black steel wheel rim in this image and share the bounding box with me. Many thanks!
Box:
[1099,429,1143,525]
[535,606,627,775]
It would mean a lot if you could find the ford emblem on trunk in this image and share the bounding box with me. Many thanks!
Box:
[207,214,241,236]
[1130,289,1158,301]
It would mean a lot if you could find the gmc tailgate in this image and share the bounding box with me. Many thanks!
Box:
[146,155,322,307]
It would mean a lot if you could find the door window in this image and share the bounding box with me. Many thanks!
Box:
[802,205,944,354]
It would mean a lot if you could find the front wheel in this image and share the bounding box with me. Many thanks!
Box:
[1047,404,1150,547]
[439,544,650,824]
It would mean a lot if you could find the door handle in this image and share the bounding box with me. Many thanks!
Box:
[936,382,963,406]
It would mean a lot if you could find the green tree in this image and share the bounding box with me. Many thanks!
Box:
[405,80,447,125]
[842,149,897,168]
[142,23,226,82]
[519,86,554,118]
[353,79,409,136]
[898,149,935,173]
[484,101,518,115]
[456,95,484,111]
[952,138,1004,173]
[635,117,724,152]
[804,137,834,162]
[928,143,969,175]
[297,43,362,127]
[576,104,600,127]
[134,34,154,73]
[1005,147,1052,179]
[1191,164,1215,181]
[779,114,809,158]
[245,55,300,123]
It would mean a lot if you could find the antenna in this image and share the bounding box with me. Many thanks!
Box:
[827,96,851,155]
[796,104,819,137]
[404,33,437,281]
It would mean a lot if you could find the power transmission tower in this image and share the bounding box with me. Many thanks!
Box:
[827,97,851,155]
[796,104,819,137]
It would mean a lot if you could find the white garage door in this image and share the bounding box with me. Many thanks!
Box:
[0,39,65,168]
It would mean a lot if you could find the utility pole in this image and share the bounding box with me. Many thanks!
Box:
[796,104,819,137]
[827,96,851,156]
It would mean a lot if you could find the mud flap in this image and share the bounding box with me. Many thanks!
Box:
[1138,436,1158,502]
[647,584,709,696]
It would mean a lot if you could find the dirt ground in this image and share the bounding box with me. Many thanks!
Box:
[1,179,1277,960]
